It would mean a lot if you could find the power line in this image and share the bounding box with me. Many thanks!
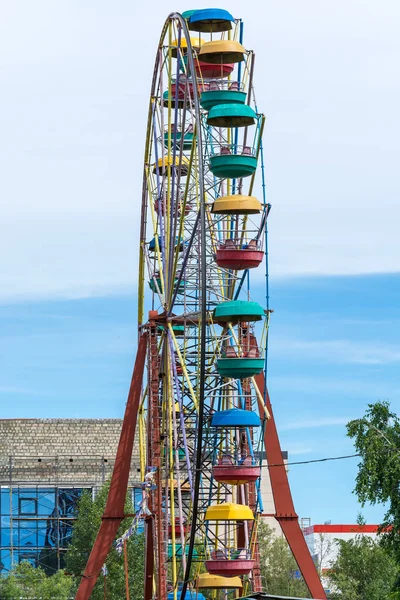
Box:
[261,453,361,468]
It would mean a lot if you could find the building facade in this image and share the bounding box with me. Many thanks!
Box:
[258,453,288,537]
[0,419,142,575]
[0,419,282,575]
[303,523,379,591]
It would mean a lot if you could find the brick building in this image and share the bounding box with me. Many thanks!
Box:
[0,419,142,575]
[0,419,282,575]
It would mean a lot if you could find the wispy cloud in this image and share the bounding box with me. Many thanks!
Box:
[270,375,399,398]
[0,386,45,396]
[280,417,350,432]
[271,337,400,365]
[284,444,314,456]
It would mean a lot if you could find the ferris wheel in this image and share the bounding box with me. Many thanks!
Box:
[138,9,268,600]
[75,9,327,600]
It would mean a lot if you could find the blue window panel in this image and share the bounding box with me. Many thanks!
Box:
[43,520,59,547]
[17,550,38,567]
[37,491,56,516]
[1,528,18,547]
[59,520,74,546]
[37,522,49,548]
[16,489,37,497]
[0,549,12,574]
[57,488,83,517]
[12,489,52,515]
[19,520,36,528]
[0,486,90,575]
[0,529,10,547]
[19,525,38,548]
[19,498,37,515]
[11,490,20,515]
[132,488,142,511]
[1,516,11,528]
[0,489,11,516]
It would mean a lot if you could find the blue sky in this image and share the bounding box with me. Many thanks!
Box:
[2,274,399,525]
[1,0,400,299]
[1,0,399,528]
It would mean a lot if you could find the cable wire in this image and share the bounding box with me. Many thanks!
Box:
[262,452,361,468]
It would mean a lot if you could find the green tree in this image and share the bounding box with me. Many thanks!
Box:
[347,401,400,562]
[258,521,310,597]
[0,562,72,599]
[66,483,145,600]
[327,533,398,599]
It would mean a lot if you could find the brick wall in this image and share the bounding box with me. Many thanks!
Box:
[0,419,141,487]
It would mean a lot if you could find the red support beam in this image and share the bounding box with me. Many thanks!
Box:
[75,333,148,600]
[147,314,167,600]
[144,515,155,600]
[255,372,327,600]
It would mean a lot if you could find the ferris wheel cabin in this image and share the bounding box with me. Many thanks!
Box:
[197,573,243,589]
[200,82,247,111]
[204,503,255,576]
[212,194,262,215]
[211,408,262,484]
[213,300,265,323]
[213,454,261,486]
[187,8,235,32]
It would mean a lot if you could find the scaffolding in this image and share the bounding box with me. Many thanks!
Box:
[0,455,142,575]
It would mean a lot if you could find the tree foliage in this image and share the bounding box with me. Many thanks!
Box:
[327,533,398,600]
[0,562,72,599]
[258,521,310,597]
[66,483,145,600]
[347,400,400,561]
[313,532,334,576]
